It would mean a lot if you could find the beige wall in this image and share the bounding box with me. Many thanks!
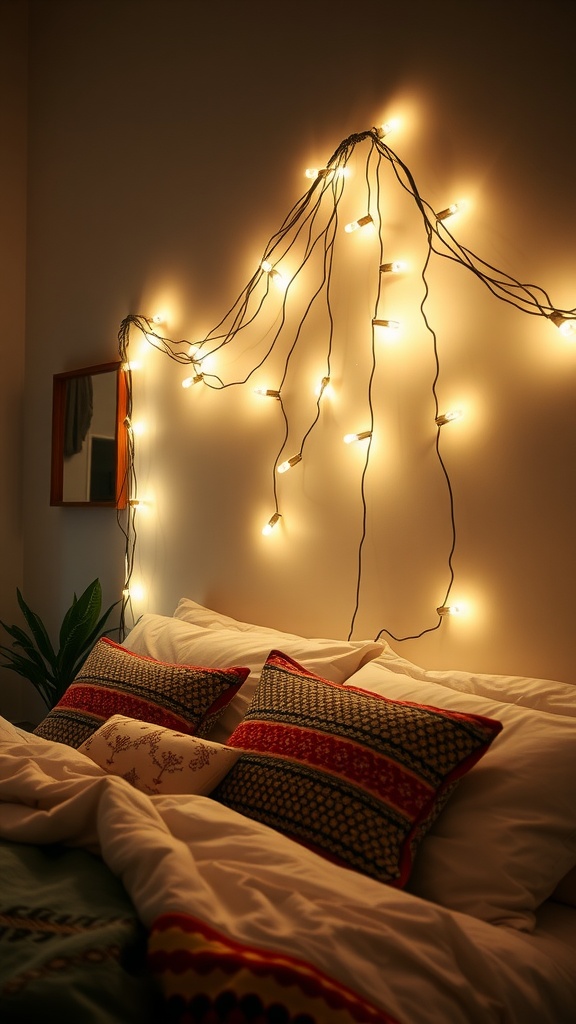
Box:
[10,0,576,720]
[0,0,28,720]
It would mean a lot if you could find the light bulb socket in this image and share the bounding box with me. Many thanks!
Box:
[373,318,400,329]
[435,409,462,426]
[255,388,281,399]
[437,604,461,616]
[262,512,282,535]
[277,453,302,474]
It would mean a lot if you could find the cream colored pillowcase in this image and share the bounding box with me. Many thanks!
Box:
[79,714,240,796]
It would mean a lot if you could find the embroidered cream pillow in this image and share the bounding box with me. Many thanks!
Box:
[79,714,240,796]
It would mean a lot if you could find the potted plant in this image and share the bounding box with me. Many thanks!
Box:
[0,578,118,710]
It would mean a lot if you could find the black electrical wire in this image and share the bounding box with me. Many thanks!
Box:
[117,125,572,643]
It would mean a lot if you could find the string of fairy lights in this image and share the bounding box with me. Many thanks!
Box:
[116,121,575,643]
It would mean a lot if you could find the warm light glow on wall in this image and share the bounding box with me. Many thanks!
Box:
[116,117,574,644]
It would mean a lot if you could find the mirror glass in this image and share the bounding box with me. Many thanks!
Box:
[50,362,128,508]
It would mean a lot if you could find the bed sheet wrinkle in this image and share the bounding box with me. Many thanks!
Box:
[2,719,576,1024]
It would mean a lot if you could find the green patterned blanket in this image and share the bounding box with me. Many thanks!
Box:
[0,840,159,1024]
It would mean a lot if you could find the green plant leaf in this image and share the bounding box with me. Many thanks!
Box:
[15,589,58,668]
[59,579,102,647]
[66,599,119,682]
[0,644,57,708]
[0,631,48,672]
[0,578,119,709]
[57,579,108,685]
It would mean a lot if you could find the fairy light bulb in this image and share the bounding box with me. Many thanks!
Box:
[435,409,463,426]
[277,453,302,474]
[550,312,576,337]
[345,214,373,233]
[380,261,406,274]
[343,430,372,444]
[254,387,281,399]
[315,375,331,398]
[377,119,397,138]
[124,417,145,437]
[373,318,401,331]
[182,373,204,388]
[437,604,463,616]
[261,259,286,289]
[129,582,146,602]
[262,512,281,536]
[436,201,466,222]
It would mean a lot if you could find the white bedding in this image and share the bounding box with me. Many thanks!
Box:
[1,715,575,1024]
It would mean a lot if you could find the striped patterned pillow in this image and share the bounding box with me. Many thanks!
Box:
[214,650,502,887]
[33,637,249,749]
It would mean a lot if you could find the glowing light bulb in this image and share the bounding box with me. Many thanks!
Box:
[436,201,466,222]
[277,453,302,474]
[315,375,331,398]
[435,409,463,426]
[182,373,204,388]
[261,260,286,289]
[550,312,576,338]
[129,582,146,602]
[148,312,166,326]
[380,261,406,274]
[343,430,372,444]
[125,417,145,437]
[305,167,323,179]
[377,119,397,138]
[262,512,282,536]
[345,214,374,233]
[437,604,463,616]
[373,318,401,331]
[254,387,281,399]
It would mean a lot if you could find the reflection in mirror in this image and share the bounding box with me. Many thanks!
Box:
[50,362,128,508]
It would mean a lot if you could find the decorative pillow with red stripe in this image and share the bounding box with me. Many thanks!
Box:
[33,637,249,749]
[214,650,502,887]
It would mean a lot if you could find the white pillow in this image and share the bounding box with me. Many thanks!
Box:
[344,660,576,932]
[78,714,240,796]
[369,642,576,717]
[123,609,383,742]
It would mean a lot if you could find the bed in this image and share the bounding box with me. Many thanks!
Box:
[1,598,575,1024]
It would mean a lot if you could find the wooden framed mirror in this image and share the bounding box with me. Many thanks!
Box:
[50,361,128,508]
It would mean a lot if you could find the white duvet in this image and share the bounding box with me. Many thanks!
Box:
[1,715,575,1024]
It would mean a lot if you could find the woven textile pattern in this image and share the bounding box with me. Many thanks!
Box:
[214,651,502,886]
[148,912,399,1024]
[33,638,249,749]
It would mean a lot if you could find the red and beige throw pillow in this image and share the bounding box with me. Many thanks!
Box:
[33,637,249,749]
[213,650,502,887]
